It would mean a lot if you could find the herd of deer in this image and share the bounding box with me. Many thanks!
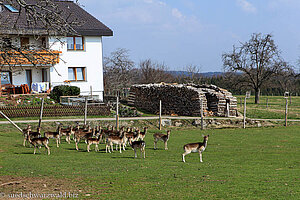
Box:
[22,123,209,162]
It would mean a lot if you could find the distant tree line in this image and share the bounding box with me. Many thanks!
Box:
[104,33,300,102]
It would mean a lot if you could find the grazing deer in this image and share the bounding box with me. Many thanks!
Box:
[28,136,50,155]
[131,141,146,158]
[44,126,62,148]
[86,132,103,152]
[153,130,171,150]
[139,127,148,141]
[23,127,42,147]
[182,135,209,163]
[106,132,127,153]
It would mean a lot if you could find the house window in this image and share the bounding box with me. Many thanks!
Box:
[1,71,12,85]
[67,37,84,50]
[68,67,86,81]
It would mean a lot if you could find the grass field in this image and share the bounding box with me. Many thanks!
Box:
[236,95,300,119]
[0,124,300,199]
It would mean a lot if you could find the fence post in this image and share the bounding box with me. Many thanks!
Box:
[159,100,162,130]
[38,98,45,128]
[116,96,119,131]
[84,97,88,125]
[200,99,204,130]
[243,97,247,129]
[266,97,268,109]
[285,98,288,127]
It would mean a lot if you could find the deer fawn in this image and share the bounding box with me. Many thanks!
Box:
[60,125,74,144]
[44,126,62,148]
[153,130,170,150]
[182,135,209,163]
[131,141,146,158]
[28,136,50,155]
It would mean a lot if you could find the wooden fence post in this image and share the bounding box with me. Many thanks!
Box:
[159,100,162,130]
[200,99,204,130]
[84,97,88,125]
[243,97,247,129]
[38,98,45,128]
[285,98,288,127]
[266,97,268,109]
[116,96,119,131]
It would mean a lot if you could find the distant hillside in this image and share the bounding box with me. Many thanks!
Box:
[167,71,224,77]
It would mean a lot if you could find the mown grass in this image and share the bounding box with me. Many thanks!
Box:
[0,124,300,199]
[236,95,300,119]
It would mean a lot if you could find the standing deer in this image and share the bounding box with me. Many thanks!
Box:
[44,126,62,148]
[153,130,170,150]
[86,132,103,152]
[182,135,209,163]
[131,141,146,158]
[28,137,50,155]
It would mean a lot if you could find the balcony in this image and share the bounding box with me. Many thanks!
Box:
[0,50,61,66]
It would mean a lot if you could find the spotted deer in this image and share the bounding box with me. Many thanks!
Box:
[105,132,127,153]
[86,132,103,152]
[153,130,170,150]
[182,135,209,163]
[74,127,95,150]
[131,141,146,158]
[44,126,62,148]
[28,136,50,155]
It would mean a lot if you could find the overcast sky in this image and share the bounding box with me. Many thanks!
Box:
[81,0,300,72]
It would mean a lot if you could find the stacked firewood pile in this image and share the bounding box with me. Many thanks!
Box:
[128,83,237,117]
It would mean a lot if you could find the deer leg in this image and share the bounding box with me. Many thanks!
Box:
[45,145,50,155]
[87,144,90,152]
[134,148,137,158]
[182,151,190,163]
[154,140,156,149]
[56,138,59,148]
[199,151,203,162]
[119,144,122,153]
[95,144,98,152]
[143,148,145,159]
[34,146,37,154]
[75,141,79,151]
[23,138,26,147]
[164,142,168,150]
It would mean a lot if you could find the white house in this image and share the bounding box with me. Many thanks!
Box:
[0,0,113,100]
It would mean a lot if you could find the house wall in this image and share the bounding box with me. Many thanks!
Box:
[48,36,104,100]
[12,68,47,85]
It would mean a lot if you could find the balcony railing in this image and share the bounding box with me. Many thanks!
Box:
[0,50,61,66]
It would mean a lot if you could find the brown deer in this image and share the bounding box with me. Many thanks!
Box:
[139,127,148,141]
[23,127,42,147]
[28,136,50,155]
[105,132,127,153]
[74,127,95,150]
[44,126,62,148]
[60,125,74,144]
[182,135,209,163]
[131,141,146,158]
[153,130,170,150]
[86,132,103,152]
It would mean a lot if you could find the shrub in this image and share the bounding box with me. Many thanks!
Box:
[50,85,80,102]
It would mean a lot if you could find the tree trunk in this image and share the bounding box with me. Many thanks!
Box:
[255,88,260,104]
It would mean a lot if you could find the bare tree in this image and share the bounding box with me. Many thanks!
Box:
[223,33,290,104]
[103,48,135,93]
[176,64,202,84]
[0,0,82,95]
[138,59,173,84]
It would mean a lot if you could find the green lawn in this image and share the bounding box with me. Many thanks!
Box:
[0,124,299,199]
[236,95,300,119]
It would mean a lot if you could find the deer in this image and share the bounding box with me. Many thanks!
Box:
[60,125,74,144]
[182,135,209,163]
[131,141,146,158]
[44,126,62,148]
[153,130,171,150]
[105,132,127,153]
[28,136,50,155]
[74,127,95,151]
[139,127,148,141]
[86,131,103,152]
[125,129,140,146]
[23,127,42,147]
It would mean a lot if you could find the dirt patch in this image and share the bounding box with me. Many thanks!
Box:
[0,175,80,199]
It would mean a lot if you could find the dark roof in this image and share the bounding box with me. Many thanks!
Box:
[0,0,113,36]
